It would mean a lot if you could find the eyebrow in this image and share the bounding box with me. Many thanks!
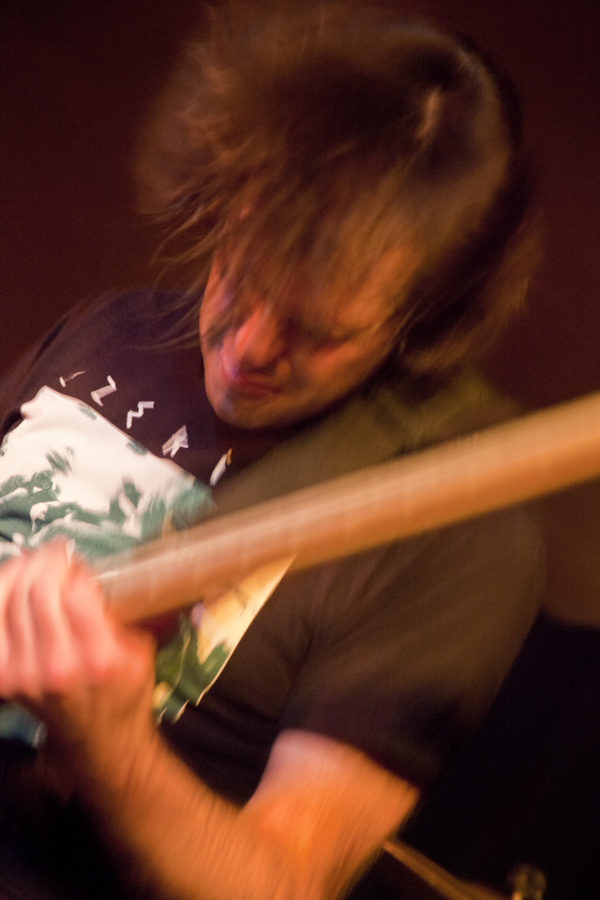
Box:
[282,305,400,347]
[214,253,399,344]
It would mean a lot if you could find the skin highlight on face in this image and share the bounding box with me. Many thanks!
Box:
[199,250,415,430]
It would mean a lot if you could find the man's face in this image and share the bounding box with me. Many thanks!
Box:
[199,253,408,429]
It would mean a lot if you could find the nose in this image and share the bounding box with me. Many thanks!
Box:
[230,301,285,372]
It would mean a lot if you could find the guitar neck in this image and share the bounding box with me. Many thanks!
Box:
[96,390,600,623]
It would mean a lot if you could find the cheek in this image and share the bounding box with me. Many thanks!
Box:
[199,286,220,335]
[199,261,232,340]
[307,343,392,395]
[199,291,231,356]
[198,292,213,345]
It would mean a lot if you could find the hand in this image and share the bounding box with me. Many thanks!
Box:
[0,541,157,780]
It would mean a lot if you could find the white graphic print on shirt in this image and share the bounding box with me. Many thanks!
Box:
[0,387,290,732]
[0,387,211,563]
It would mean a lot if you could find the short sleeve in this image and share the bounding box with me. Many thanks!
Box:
[278,503,544,788]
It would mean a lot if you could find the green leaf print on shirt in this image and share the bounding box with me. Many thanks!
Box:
[0,387,219,740]
[1,388,292,742]
[155,615,230,722]
[0,456,67,545]
[0,387,213,565]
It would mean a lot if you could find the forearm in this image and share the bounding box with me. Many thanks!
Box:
[0,547,415,900]
[0,548,302,900]
[70,729,313,900]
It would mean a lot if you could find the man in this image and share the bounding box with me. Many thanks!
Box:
[0,4,542,898]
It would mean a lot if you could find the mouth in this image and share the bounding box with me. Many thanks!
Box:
[219,353,282,399]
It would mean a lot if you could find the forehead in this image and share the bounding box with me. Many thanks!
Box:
[224,239,420,332]
[307,245,421,331]
[292,281,390,338]
[218,174,424,328]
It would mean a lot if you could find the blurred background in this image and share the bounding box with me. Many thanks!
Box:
[0,1,598,896]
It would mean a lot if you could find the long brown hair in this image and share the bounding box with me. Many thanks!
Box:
[136,1,539,379]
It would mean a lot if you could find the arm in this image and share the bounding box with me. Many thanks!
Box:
[90,727,418,900]
[0,543,419,900]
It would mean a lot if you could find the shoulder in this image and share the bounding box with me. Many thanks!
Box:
[292,501,542,635]
[269,502,542,786]
[0,289,198,439]
[59,288,198,345]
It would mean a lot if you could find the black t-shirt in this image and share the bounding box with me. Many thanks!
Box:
[0,289,299,485]
[0,289,543,803]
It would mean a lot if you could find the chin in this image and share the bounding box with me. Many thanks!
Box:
[209,391,280,429]
[204,369,323,429]
[217,391,321,430]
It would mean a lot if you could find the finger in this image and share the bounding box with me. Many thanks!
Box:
[64,562,155,686]
[60,567,158,743]
[6,541,78,700]
[0,552,29,695]
[61,560,118,680]
[4,554,48,698]
[0,542,74,698]
[29,557,82,695]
